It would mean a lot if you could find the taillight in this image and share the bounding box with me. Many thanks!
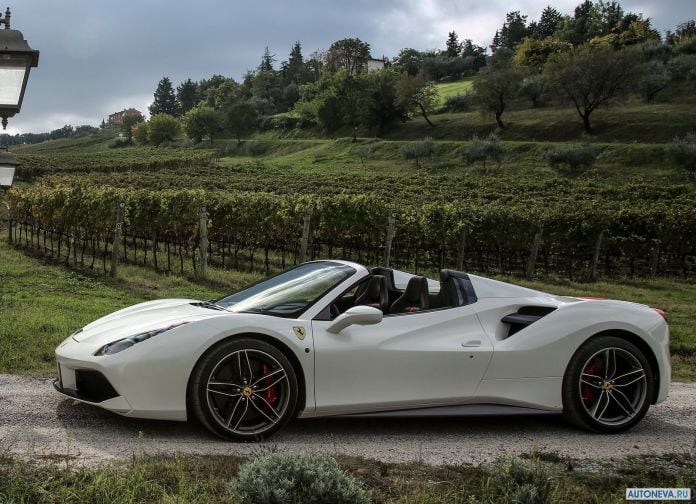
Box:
[653,308,668,320]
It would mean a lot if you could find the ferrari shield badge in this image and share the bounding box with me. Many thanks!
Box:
[293,326,306,340]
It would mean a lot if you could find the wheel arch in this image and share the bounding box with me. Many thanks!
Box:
[581,329,661,404]
[186,332,308,419]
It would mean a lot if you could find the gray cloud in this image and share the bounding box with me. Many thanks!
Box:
[6,0,693,134]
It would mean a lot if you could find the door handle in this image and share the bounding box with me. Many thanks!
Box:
[462,340,481,347]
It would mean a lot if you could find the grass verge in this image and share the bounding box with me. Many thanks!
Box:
[0,451,693,503]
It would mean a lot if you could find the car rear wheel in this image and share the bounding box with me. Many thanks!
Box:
[189,338,298,440]
[562,336,653,433]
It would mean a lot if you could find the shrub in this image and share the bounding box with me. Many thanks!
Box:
[148,113,180,146]
[442,94,470,112]
[666,133,696,179]
[668,54,696,82]
[546,143,599,176]
[132,123,148,144]
[489,455,554,504]
[246,140,270,156]
[108,138,130,149]
[401,137,433,168]
[229,453,370,504]
[466,134,505,171]
[352,145,372,168]
[519,75,548,108]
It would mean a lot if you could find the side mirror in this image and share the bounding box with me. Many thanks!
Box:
[326,305,383,334]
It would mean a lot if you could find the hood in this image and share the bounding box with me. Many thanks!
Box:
[73,298,218,344]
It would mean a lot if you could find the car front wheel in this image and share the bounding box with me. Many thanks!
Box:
[562,336,654,433]
[189,338,298,440]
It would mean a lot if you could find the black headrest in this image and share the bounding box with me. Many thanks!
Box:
[438,270,477,307]
[366,275,386,299]
[404,276,428,303]
[370,267,395,290]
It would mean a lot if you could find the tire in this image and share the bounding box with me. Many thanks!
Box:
[562,336,654,433]
[189,338,298,441]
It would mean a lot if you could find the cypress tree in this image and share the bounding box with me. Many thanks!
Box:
[149,77,180,117]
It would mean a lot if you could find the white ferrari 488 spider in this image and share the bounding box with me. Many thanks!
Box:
[55,260,670,440]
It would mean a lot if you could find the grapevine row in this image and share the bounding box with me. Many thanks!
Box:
[7,183,696,278]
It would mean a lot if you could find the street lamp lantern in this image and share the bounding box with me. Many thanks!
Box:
[0,149,17,190]
[0,7,39,129]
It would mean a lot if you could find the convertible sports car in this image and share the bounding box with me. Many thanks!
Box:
[54,260,670,440]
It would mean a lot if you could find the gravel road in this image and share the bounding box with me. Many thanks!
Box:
[0,374,694,466]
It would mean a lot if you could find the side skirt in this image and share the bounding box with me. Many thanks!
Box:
[336,404,559,418]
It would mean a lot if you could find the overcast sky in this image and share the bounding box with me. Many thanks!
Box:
[5,0,693,134]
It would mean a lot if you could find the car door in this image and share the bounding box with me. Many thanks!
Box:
[311,306,493,415]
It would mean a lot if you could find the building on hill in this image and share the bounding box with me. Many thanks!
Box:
[108,108,142,125]
[367,58,386,72]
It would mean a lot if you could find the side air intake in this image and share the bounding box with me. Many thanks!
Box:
[502,306,557,337]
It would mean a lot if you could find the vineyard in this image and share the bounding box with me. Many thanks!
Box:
[7,181,696,279]
[14,148,214,179]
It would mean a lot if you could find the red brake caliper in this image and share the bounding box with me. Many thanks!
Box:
[581,359,599,406]
[261,362,278,410]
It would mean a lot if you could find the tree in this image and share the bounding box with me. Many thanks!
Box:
[446,31,461,57]
[545,44,638,133]
[176,79,199,114]
[393,48,424,76]
[283,41,307,85]
[472,52,523,129]
[466,134,506,171]
[360,70,406,135]
[99,118,106,129]
[498,11,529,50]
[121,112,144,144]
[259,46,276,72]
[672,20,696,43]
[559,0,601,45]
[224,101,258,145]
[639,60,671,102]
[182,106,224,144]
[530,6,563,39]
[396,73,438,127]
[666,133,696,180]
[519,75,547,107]
[149,77,180,117]
[133,122,148,144]
[461,39,487,70]
[326,38,370,75]
[514,37,573,71]
[147,113,180,146]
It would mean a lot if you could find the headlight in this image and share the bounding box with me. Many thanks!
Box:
[94,322,190,356]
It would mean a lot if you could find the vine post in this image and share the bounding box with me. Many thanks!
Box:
[299,212,312,264]
[383,210,397,267]
[110,202,124,278]
[526,224,544,279]
[590,229,605,282]
[199,205,208,278]
[456,226,467,271]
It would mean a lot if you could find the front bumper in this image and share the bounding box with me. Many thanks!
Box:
[54,362,133,413]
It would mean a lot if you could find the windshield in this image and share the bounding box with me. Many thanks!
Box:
[216,262,356,318]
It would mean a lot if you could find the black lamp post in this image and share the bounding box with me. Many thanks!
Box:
[0,7,39,130]
[0,147,17,193]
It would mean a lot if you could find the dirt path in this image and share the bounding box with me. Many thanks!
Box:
[0,375,694,466]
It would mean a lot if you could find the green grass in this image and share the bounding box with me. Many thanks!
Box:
[434,78,474,107]
[1,239,694,379]
[389,100,696,143]
[0,241,256,374]
[0,451,693,503]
